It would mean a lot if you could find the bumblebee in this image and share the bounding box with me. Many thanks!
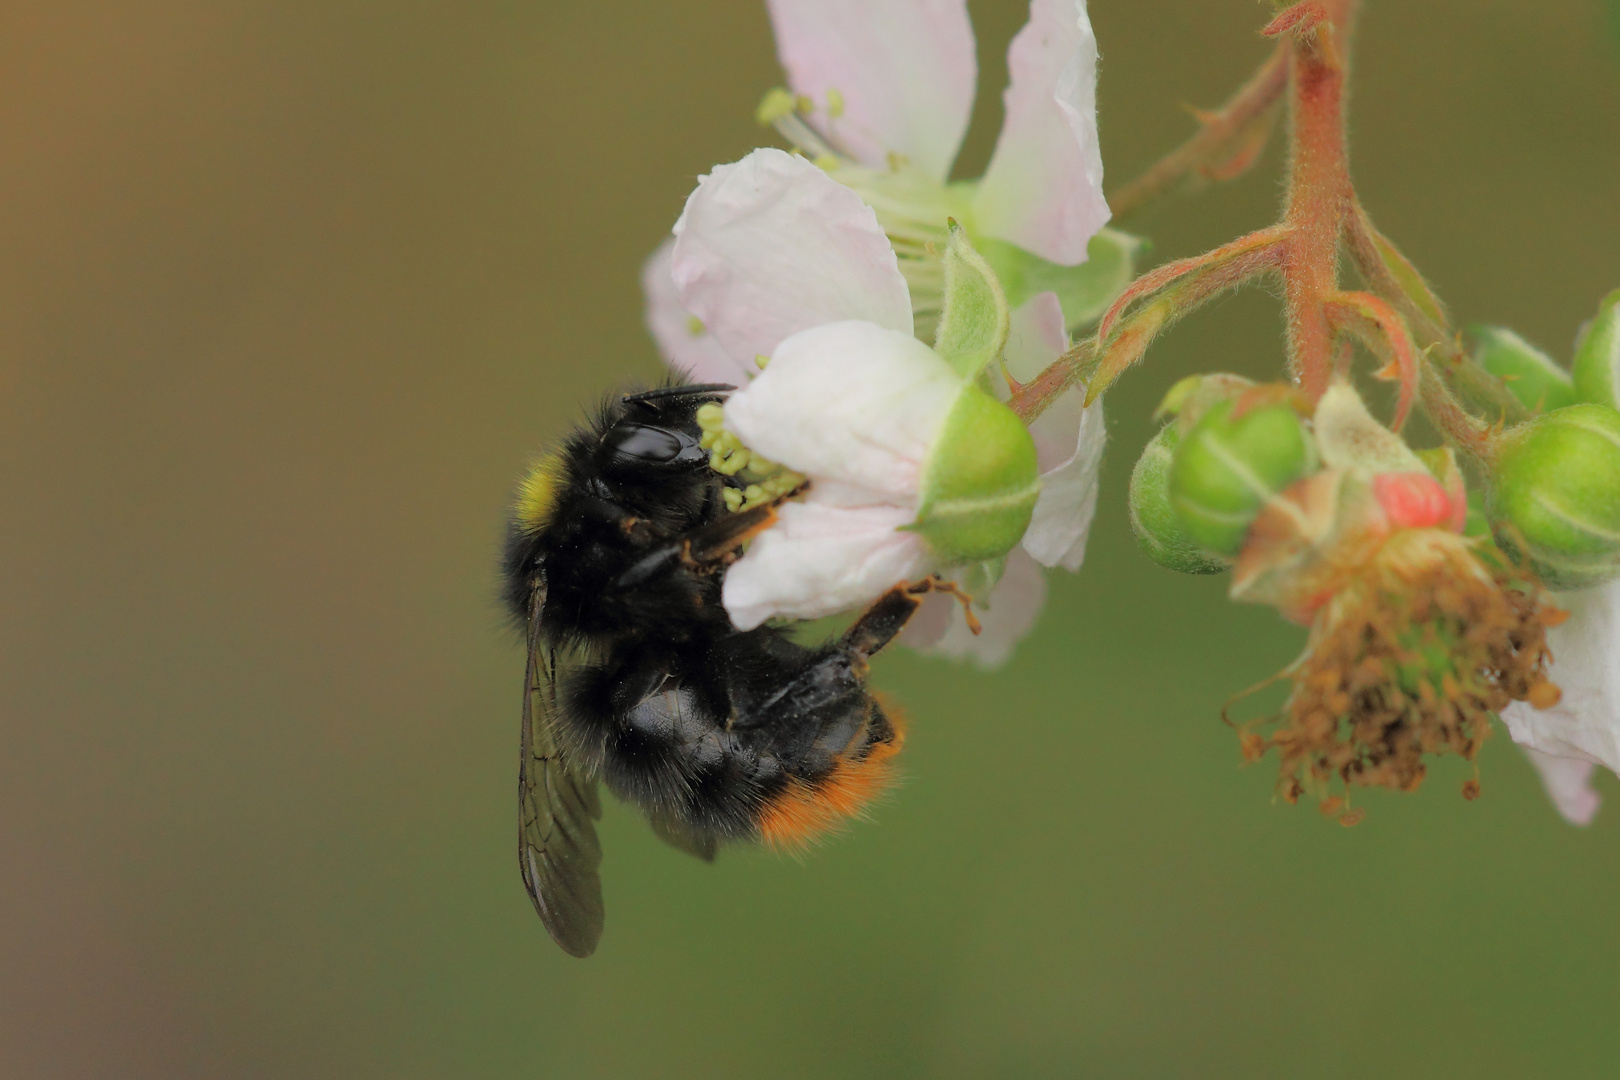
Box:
[503,381,930,957]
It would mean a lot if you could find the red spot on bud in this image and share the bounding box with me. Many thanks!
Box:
[1373,472,1454,531]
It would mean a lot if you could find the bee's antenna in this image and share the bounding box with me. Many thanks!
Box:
[621,383,735,405]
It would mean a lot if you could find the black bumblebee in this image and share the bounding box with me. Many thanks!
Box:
[503,381,931,957]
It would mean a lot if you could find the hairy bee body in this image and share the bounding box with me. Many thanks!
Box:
[505,383,913,956]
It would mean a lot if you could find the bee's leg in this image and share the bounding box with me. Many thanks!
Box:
[841,577,984,659]
[908,578,983,636]
[614,502,780,589]
[840,585,925,659]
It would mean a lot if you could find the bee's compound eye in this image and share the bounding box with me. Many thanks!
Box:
[606,424,686,462]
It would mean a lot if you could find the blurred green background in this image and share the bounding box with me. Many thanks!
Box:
[2,1,1618,1077]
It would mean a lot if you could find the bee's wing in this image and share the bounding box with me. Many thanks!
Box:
[518,581,604,958]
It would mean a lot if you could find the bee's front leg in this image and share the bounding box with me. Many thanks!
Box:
[612,501,781,589]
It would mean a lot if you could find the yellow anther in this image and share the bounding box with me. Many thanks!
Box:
[722,488,744,511]
[812,153,842,172]
[756,87,798,125]
[826,88,845,119]
[794,94,815,115]
[685,314,706,338]
[710,445,750,476]
[755,354,771,369]
[696,402,725,429]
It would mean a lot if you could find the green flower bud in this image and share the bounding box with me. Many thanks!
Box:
[1168,399,1314,558]
[1470,325,1577,413]
[1129,424,1229,574]
[909,384,1041,564]
[1486,403,1620,588]
[1572,287,1620,409]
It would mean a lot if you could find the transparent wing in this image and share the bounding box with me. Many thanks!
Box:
[518,579,604,958]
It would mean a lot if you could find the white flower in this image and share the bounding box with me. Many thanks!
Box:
[1520,747,1601,828]
[1503,578,1619,824]
[645,0,1124,375]
[669,148,1106,664]
[762,0,1108,264]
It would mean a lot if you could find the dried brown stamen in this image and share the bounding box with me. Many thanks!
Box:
[1237,530,1562,816]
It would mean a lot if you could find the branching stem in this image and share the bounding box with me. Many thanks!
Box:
[1014,0,1515,466]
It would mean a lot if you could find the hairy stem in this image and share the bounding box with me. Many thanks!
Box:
[1278,3,1354,398]
[1108,44,1290,220]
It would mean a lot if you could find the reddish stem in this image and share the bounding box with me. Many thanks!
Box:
[1107,44,1290,220]
[1277,3,1355,400]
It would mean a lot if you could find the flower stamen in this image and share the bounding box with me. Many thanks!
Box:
[1239,529,1564,809]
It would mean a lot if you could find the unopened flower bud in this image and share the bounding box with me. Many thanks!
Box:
[1471,325,1576,413]
[1573,287,1620,409]
[1169,399,1315,557]
[1128,424,1228,574]
[1487,403,1620,589]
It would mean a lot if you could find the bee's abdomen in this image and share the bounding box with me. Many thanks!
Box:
[562,639,904,847]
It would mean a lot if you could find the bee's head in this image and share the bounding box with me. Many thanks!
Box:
[582,385,732,518]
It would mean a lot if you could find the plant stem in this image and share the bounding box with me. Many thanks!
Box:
[1279,4,1354,398]
[1107,44,1290,220]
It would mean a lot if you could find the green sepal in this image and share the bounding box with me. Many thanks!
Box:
[1168,399,1314,558]
[1572,287,1620,409]
[1469,325,1577,413]
[1154,372,1256,428]
[1129,424,1230,574]
[933,223,1010,382]
[909,384,1040,564]
[978,228,1141,332]
[1486,403,1620,588]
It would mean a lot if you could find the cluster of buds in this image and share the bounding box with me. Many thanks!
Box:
[1128,303,1620,817]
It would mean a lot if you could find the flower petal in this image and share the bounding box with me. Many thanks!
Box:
[723,320,961,503]
[973,0,1110,265]
[899,546,1048,669]
[1520,746,1602,827]
[640,239,758,385]
[721,500,937,628]
[765,0,976,182]
[996,292,1105,570]
[1502,579,1620,773]
[671,149,913,369]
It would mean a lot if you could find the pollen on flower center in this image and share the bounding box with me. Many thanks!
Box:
[696,401,806,512]
[1235,529,1566,820]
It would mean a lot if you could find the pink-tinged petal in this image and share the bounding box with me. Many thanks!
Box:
[766,0,976,182]
[723,320,959,504]
[973,0,1109,265]
[1502,578,1620,774]
[721,500,936,629]
[1022,391,1104,569]
[900,547,1048,669]
[1520,747,1602,827]
[640,240,758,385]
[995,293,1105,570]
[671,149,912,368]
[1002,290,1068,383]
